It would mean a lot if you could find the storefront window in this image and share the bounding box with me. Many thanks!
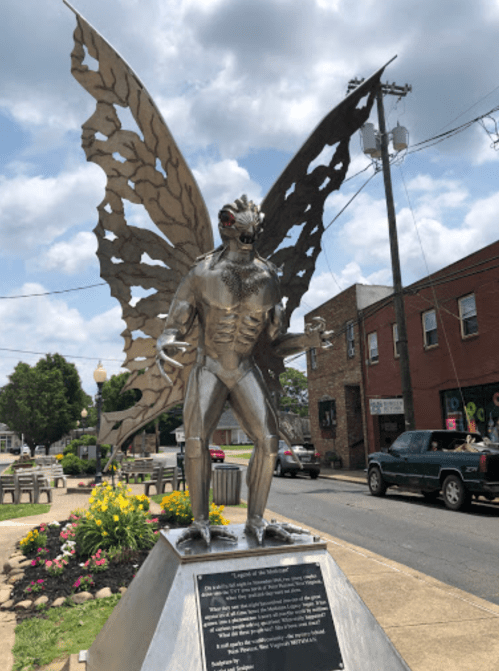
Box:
[441,382,499,438]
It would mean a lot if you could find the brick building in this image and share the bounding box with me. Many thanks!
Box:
[305,284,392,469]
[362,240,499,453]
[306,240,499,463]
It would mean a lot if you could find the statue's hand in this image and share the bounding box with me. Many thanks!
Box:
[305,317,333,350]
[156,332,190,385]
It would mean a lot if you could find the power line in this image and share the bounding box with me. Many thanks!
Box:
[0,283,107,300]
[0,347,123,362]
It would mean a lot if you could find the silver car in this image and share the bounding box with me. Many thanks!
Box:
[274,441,320,479]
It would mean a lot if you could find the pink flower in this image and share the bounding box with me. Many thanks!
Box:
[31,559,37,566]
[45,560,53,568]
[37,579,44,584]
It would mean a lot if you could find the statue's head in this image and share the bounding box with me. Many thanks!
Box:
[218,195,264,252]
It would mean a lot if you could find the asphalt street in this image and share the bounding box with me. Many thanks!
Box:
[240,467,499,607]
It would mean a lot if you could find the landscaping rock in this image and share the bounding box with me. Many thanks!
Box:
[8,573,24,585]
[51,597,67,608]
[34,595,49,607]
[119,587,127,595]
[0,599,14,610]
[71,592,94,605]
[14,600,33,610]
[3,557,29,573]
[95,587,113,599]
[0,589,13,604]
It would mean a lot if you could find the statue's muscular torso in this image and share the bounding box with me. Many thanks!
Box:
[165,254,284,378]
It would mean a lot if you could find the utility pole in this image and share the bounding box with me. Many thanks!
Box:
[348,76,416,431]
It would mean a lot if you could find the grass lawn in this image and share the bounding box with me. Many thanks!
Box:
[221,445,254,451]
[13,595,121,671]
[0,503,51,522]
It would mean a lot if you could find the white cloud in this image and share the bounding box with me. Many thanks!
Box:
[0,165,104,255]
[0,283,126,395]
[34,232,98,275]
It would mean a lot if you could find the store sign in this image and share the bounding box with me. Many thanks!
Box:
[369,398,404,415]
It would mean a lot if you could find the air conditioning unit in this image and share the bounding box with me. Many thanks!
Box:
[347,344,355,358]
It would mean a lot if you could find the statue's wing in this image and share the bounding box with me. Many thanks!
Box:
[254,62,391,394]
[64,2,213,448]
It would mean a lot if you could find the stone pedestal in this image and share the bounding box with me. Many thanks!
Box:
[84,525,409,671]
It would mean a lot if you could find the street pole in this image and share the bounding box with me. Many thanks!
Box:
[376,88,415,431]
[95,381,103,485]
[347,75,415,431]
[93,362,107,485]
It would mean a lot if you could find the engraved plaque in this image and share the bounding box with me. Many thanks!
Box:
[196,564,343,671]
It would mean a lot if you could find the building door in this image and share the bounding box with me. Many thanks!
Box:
[345,385,365,468]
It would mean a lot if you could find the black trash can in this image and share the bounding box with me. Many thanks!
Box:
[212,464,242,505]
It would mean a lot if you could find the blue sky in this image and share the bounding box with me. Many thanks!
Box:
[2,0,499,394]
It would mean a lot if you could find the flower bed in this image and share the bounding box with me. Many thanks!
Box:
[5,485,229,620]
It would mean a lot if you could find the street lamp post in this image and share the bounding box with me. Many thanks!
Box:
[93,362,107,485]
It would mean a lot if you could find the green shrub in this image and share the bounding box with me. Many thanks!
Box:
[61,454,84,475]
[99,443,111,461]
[84,459,97,475]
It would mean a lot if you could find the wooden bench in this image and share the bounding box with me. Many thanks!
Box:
[120,458,156,484]
[0,471,53,504]
[143,465,183,497]
[0,475,17,504]
[36,463,67,488]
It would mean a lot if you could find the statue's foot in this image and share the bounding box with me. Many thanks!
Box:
[176,521,238,547]
[245,517,309,545]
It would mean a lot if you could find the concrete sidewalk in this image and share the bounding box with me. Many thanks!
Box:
[1,477,498,670]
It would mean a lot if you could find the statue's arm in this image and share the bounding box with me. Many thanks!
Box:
[159,271,197,346]
[156,271,197,383]
[268,302,333,357]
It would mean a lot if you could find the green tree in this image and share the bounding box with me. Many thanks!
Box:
[101,372,141,413]
[279,367,309,417]
[0,361,75,456]
[37,353,88,426]
[158,405,183,445]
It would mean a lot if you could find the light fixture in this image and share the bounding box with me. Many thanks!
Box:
[93,362,107,384]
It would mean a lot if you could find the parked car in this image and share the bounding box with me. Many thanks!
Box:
[367,430,499,510]
[274,441,320,479]
[209,446,225,463]
[9,445,30,456]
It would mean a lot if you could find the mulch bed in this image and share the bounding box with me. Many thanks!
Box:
[8,514,177,622]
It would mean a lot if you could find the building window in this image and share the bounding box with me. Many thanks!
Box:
[318,398,336,439]
[368,332,378,363]
[310,347,318,370]
[392,323,400,358]
[422,309,438,348]
[346,321,355,358]
[459,293,478,338]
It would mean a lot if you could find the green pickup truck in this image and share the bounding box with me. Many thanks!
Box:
[367,430,499,510]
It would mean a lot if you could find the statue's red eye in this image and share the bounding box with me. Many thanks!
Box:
[220,212,235,227]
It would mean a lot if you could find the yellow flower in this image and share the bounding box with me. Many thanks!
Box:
[113,515,119,522]
[102,531,108,536]
[101,505,108,512]
[96,519,102,526]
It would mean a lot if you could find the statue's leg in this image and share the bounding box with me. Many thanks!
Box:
[230,369,278,543]
[183,365,227,528]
